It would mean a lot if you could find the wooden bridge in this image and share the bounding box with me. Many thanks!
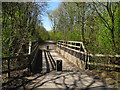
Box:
[1,40,120,89]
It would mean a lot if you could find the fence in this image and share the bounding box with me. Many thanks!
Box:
[2,40,40,85]
[56,40,120,71]
[56,40,88,70]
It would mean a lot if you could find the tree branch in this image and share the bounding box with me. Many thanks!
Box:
[93,2,112,31]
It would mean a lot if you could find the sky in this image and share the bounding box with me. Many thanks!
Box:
[41,2,61,31]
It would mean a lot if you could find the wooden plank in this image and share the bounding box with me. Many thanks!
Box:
[81,43,87,52]
[63,44,80,48]
[88,62,120,68]
[60,45,78,52]
[57,41,120,58]
[67,41,83,44]
[2,54,30,60]
[8,59,10,79]
[57,40,87,52]
[2,65,29,74]
[89,54,120,57]
[60,45,87,54]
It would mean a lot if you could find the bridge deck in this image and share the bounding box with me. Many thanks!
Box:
[24,42,106,89]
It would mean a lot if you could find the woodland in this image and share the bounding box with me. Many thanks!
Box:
[2,2,49,57]
[2,2,120,56]
[48,2,120,55]
[1,2,120,88]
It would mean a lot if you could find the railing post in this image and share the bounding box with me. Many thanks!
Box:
[28,41,32,54]
[8,59,10,79]
[85,53,88,70]
[28,55,32,73]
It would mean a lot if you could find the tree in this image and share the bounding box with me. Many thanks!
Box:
[2,2,47,57]
[48,2,120,54]
[93,2,120,53]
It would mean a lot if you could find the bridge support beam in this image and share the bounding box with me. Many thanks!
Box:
[31,49,42,74]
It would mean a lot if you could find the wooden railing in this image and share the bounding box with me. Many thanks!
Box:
[57,40,87,52]
[2,55,30,78]
[57,40,88,69]
[57,40,120,71]
[2,40,40,85]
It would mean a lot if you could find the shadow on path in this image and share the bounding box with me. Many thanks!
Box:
[44,50,50,73]
[28,71,106,90]
[2,43,108,90]
[2,48,56,90]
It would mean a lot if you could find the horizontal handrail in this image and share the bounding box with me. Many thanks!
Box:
[57,40,120,71]
[62,43,81,48]
[2,55,30,80]
[2,54,30,60]
[2,65,29,74]
[59,44,80,53]
[89,53,120,57]
[57,40,120,57]
[2,40,39,60]
[32,41,38,50]
[2,40,42,86]
[57,40,87,52]
[88,62,120,68]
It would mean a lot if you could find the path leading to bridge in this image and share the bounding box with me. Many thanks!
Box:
[24,42,107,89]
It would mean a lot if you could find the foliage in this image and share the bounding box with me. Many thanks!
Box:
[2,2,48,57]
[48,2,120,55]
[36,26,50,41]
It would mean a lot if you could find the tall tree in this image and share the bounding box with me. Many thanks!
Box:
[93,2,120,53]
[2,2,47,56]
